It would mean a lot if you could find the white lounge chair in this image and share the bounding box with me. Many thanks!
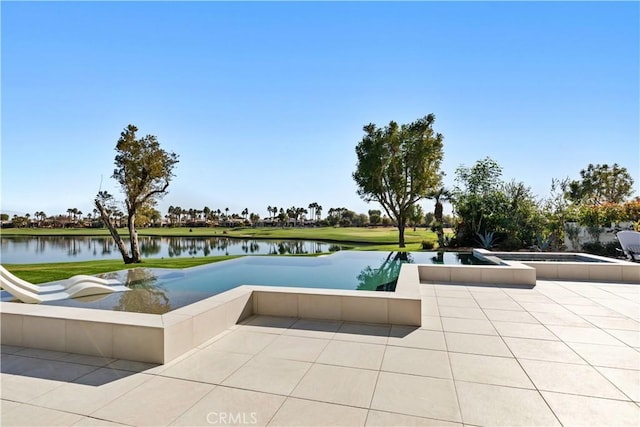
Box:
[0,265,129,304]
[0,265,120,293]
[617,230,640,262]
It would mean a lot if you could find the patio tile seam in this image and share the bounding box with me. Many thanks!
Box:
[499,332,634,406]
[154,350,254,385]
[366,366,383,410]
[365,407,465,426]
[262,394,289,427]
[8,350,114,369]
[443,340,465,426]
[462,289,559,346]
[77,372,162,420]
[554,304,640,341]
[537,388,639,404]
[276,394,379,414]
[161,382,222,427]
[453,378,537,392]
[2,399,106,422]
[523,372,636,403]
[560,281,639,302]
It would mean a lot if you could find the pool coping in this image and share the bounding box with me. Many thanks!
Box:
[398,249,638,289]
[475,249,640,283]
[0,284,422,364]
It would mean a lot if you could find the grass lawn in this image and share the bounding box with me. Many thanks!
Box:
[1,226,441,283]
[2,256,241,284]
[0,226,437,244]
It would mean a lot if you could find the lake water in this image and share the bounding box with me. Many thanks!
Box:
[0,236,348,264]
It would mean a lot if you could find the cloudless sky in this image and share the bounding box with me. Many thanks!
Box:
[2,1,638,220]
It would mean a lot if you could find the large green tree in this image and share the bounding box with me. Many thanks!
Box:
[353,114,444,247]
[567,163,634,205]
[95,124,179,264]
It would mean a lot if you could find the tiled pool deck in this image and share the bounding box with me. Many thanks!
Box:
[2,279,639,426]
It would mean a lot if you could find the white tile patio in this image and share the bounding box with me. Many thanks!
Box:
[2,278,640,426]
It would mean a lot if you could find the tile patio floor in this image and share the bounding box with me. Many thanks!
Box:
[1,279,639,426]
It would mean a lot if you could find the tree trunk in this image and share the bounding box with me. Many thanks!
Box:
[128,212,141,263]
[434,200,445,248]
[95,200,134,263]
[398,216,406,248]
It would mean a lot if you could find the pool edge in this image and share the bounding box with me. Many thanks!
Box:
[1,286,421,364]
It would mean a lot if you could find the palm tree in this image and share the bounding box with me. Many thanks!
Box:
[267,205,272,219]
[278,209,287,228]
[33,211,46,227]
[316,204,322,222]
[308,203,316,222]
[173,206,182,224]
[428,187,451,248]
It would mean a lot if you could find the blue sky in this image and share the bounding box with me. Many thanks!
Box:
[2,1,638,220]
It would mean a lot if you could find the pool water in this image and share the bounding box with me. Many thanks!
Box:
[4,251,490,314]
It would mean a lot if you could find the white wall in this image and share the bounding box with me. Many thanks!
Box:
[564,222,633,251]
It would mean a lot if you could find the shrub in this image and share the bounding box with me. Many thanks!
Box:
[497,236,523,251]
[421,240,435,250]
[581,241,621,257]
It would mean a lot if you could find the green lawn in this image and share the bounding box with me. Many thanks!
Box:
[2,256,241,284]
[1,226,437,244]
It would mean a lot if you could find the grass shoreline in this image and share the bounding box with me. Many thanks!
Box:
[0,225,437,244]
[2,256,246,284]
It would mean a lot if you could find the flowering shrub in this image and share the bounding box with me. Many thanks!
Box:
[578,199,640,227]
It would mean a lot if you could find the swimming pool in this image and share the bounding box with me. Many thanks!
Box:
[9,251,488,314]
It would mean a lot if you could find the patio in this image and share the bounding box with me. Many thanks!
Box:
[2,279,639,426]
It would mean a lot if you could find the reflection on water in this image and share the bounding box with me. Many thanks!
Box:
[0,236,348,264]
[113,269,170,314]
[36,268,176,314]
[430,251,488,265]
[357,252,413,291]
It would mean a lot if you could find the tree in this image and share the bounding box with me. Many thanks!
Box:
[203,206,211,225]
[452,157,542,249]
[408,204,424,231]
[451,157,503,241]
[95,124,179,264]
[277,209,288,227]
[567,163,634,205]
[368,209,382,226]
[353,114,444,247]
[136,205,162,227]
[308,202,316,222]
[428,187,451,248]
